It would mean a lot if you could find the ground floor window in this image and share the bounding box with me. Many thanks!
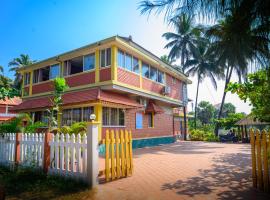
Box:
[148,113,154,128]
[136,112,143,129]
[31,110,55,125]
[62,107,93,126]
[102,107,125,126]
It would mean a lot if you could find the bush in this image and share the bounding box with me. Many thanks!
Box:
[58,122,87,135]
[189,129,219,142]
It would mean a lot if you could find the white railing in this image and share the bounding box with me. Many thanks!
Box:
[49,133,87,179]
[20,133,44,167]
[0,133,16,165]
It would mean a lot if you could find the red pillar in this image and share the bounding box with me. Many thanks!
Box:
[43,132,53,173]
[15,133,22,164]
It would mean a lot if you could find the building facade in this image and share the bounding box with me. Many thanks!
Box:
[0,97,21,123]
[13,36,191,142]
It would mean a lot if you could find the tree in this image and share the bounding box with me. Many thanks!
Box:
[206,8,269,135]
[197,101,216,124]
[184,39,223,128]
[0,65,3,74]
[215,102,236,118]
[216,112,245,130]
[8,54,36,90]
[227,68,270,122]
[160,55,175,65]
[47,77,68,131]
[0,75,19,100]
[162,14,201,66]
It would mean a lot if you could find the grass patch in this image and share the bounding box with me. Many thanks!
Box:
[0,165,91,200]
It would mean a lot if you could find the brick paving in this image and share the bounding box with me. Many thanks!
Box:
[93,141,270,200]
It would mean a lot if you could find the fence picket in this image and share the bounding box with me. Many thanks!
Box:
[129,130,133,174]
[261,130,269,192]
[120,130,126,177]
[60,134,65,173]
[125,130,130,176]
[105,130,110,182]
[256,129,263,190]
[250,129,257,188]
[115,130,121,178]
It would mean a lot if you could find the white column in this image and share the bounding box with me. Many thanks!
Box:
[87,121,100,187]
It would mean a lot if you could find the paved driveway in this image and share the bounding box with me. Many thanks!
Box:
[93,141,270,200]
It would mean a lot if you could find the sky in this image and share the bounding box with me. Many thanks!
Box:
[0,0,251,113]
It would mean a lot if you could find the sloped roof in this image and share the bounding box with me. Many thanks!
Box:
[11,88,142,111]
[235,115,270,126]
[0,97,22,106]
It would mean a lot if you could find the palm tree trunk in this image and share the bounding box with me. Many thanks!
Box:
[215,66,233,136]
[194,75,200,129]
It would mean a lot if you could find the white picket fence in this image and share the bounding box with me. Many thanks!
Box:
[0,133,16,165]
[20,133,44,167]
[49,133,87,180]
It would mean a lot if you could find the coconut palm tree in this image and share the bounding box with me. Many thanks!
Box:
[184,40,224,128]
[162,14,201,67]
[205,8,269,135]
[160,55,175,65]
[9,54,36,89]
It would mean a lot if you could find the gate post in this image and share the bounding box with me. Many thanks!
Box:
[15,133,22,165]
[87,120,100,187]
[43,132,53,173]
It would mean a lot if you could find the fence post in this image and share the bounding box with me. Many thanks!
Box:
[87,121,100,187]
[15,133,22,165]
[43,132,52,173]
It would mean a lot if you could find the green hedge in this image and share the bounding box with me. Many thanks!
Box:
[189,129,219,142]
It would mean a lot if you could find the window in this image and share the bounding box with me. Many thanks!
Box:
[133,57,139,73]
[62,107,94,126]
[157,70,164,84]
[84,53,95,71]
[125,53,132,71]
[172,77,176,84]
[83,107,93,121]
[50,64,60,79]
[40,67,50,82]
[135,113,143,129]
[148,113,154,128]
[100,48,111,68]
[24,72,30,85]
[142,63,149,78]
[150,66,157,81]
[66,56,84,76]
[118,50,125,68]
[102,107,125,126]
[33,69,40,83]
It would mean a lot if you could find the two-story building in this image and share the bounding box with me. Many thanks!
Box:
[12,36,191,144]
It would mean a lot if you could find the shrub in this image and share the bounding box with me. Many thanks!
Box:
[58,122,87,135]
[189,129,219,142]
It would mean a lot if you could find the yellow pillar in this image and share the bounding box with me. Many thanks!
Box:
[95,49,100,83]
[29,71,33,96]
[139,60,142,88]
[111,45,118,81]
[21,72,25,97]
[94,103,102,141]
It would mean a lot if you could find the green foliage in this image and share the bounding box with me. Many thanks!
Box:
[0,75,20,100]
[189,129,219,142]
[227,69,270,122]
[58,122,87,135]
[216,113,245,130]
[47,77,68,131]
[218,103,236,118]
[197,101,216,124]
[0,166,87,199]
[24,121,46,133]
[0,114,45,133]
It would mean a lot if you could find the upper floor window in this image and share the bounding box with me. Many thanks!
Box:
[100,48,111,68]
[142,62,149,78]
[83,53,95,71]
[49,64,60,79]
[150,66,157,81]
[117,49,140,74]
[24,72,30,85]
[158,71,164,84]
[64,56,83,76]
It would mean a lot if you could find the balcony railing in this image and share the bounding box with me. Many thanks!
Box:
[0,113,17,117]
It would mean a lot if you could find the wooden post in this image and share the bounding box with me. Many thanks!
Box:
[43,132,53,173]
[262,130,269,192]
[15,133,22,165]
[183,106,187,140]
[245,125,248,139]
[87,121,100,187]
[241,125,244,142]
[250,129,257,188]
[256,129,263,190]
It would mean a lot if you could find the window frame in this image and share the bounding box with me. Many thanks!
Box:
[148,113,154,128]
[49,63,60,80]
[83,53,95,72]
[62,106,94,126]
[102,107,125,127]
[100,48,111,68]
[24,72,31,86]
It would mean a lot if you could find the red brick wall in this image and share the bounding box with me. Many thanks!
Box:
[117,68,140,88]
[100,67,111,82]
[166,74,182,100]
[32,82,54,95]
[142,78,163,94]
[65,71,95,87]
[0,106,6,113]
[102,107,173,139]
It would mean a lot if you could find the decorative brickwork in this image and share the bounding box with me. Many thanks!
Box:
[65,71,95,87]
[117,68,140,88]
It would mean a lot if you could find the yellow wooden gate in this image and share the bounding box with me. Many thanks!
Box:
[99,129,133,182]
[250,129,270,192]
